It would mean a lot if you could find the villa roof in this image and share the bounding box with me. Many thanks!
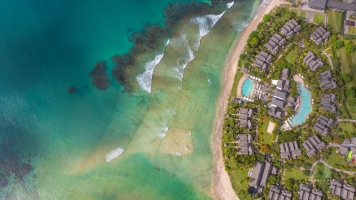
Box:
[281,68,289,79]
[268,185,292,200]
[327,0,356,11]
[299,184,323,200]
[249,161,275,192]
[309,0,327,10]
[330,179,356,200]
[310,26,330,45]
[339,146,349,156]
[303,135,325,157]
[280,141,300,159]
[274,90,288,100]
[271,97,286,108]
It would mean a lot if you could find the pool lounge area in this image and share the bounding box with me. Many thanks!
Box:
[288,81,313,127]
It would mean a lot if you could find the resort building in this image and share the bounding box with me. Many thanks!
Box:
[268,185,292,200]
[318,70,337,90]
[271,97,286,109]
[309,0,356,11]
[269,107,285,119]
[276,79,291,92]
[248,161,279,194]
[310,26,331,46]
[329,179,355,200]
[298,184,323,200]
[281,68,290,80]
[253,51,272,71]
[287,97,299,109]
[238,108,253,129]
[314,114,335,136]
[302,135,326,157]
[321,93,337,113]
[303,51,324,71]
[280,19,302,38]
[264,34,286,54]
[338,137,356,156]
[279,141,302,159]
[236,134,254,155]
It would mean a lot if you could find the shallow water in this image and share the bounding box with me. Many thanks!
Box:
[0,0,261,199]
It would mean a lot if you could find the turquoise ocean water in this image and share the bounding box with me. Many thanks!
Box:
[0,0,262,199]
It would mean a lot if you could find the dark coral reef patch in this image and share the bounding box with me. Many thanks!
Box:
[89,61,111,90]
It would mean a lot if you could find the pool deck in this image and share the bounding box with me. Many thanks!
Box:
[236,73,249,98]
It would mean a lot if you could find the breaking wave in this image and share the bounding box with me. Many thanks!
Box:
[105,147,125,163]
[171,2,233,81]
[136,54,164,93]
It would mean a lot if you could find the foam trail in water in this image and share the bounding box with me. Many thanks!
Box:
[137,54,164,93]
[105,147,125,163]
[226,1,234,8]
[171,3,233,81]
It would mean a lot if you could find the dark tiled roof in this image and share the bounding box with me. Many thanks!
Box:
[303,135,325,157]
[310,0,327,10]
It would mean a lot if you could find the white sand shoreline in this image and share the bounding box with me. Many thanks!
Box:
[212,0,283,199]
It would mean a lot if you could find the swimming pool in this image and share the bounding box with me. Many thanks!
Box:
[242,78,254,97]
[290,81,313,126]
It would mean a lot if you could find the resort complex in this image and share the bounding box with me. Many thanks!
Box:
[222,2,356,200]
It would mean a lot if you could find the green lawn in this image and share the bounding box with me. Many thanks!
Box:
[313,163,332,180]
[285,50,295,64]
[314,13,325,25]
[231,71,244,98]
[349,27,356,35]
[300,10,306,18]
[229,169,252,200]
[284,169,311,181]
[347,102,356,119]
[262,121,272,144]
[338,48,351,74]
[334,11,344,33]
[339,103,351,119]
[351,50,356,66]
[291,8,298,16]
[324,150,348,167]
[326,10,344,33]
[338,122,355,133]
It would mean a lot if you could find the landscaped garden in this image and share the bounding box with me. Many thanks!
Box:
[223,4,356,199]
[349,26,356,35]
[313,13,325,25]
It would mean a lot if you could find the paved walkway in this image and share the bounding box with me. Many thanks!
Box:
[337,119,356,123]
[320,160,356,175]
[322,50,334,70]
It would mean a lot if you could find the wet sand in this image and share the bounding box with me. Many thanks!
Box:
[213,0,283,199]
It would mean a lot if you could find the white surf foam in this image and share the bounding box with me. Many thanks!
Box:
[226,1,234,9]
[105,147,125,163]
[136,53,164,93]
[172,152,182,156]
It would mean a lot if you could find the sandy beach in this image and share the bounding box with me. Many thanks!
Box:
[213,0,283,199]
